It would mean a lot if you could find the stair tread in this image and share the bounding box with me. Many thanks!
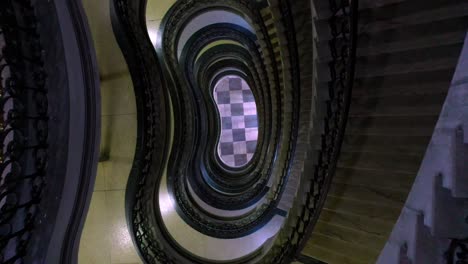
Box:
[346,115,440,136]
[356,25,467,57]
[316,44,462,81]
[314,1,468,41]
[302,244,367,264]
[306,233,380,262]
[352,69,454,97]
[313,0,406,20]
[357,1,468,34]
[342,134,431,155]
[328,182,408,208]
[317,209,395,237]
[355,43,462,78]
[324,196,402,221]
[338,150,425,173]
[349,92,447,116]
[334,167,415,191]
[306,1,465,263]
[314,220,388,251]
[315,17,468,60]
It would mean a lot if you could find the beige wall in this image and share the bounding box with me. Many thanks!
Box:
[79,0,139,263]
[79,0,177,263]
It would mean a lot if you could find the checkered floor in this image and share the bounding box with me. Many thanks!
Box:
[214,77,258,167]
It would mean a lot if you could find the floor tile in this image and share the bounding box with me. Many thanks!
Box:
[103,115,137,190]
[246,141,257,153]
[232,129,247,142]
[103,160,133,191]
[245,128,258,142]
[82,0,129,77]
[79,192,110,264]
[234,154,248,166]
[231,116,245,129]
[219,130,233,143]
[242,90,255,102]
[220,142,234,155]
[214,77,258,167]
[229,78,242,90]
[216,91,230,104]
[243,102,257,115]
[101,75,136,116]
[244,115,258,128]
[93,163,107,191]
[221,117,232,129]
[233,142,247,154]
[146,0,177,20]
[230,103,244,116]
[229,91,244,104]
[106,191,142,264]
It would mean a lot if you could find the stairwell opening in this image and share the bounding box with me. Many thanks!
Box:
[213,75,258,167]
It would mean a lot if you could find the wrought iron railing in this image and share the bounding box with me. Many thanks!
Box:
[158,0,301,240]
[445,238,468,264]
[265,0,359,262]
[0,1,48,263]
[181,32,271,189]
[116,0,357,262]
[110,0,175,263]
[167,23,298,238]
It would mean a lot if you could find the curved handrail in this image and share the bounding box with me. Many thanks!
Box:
[110,0,176,263]
[445,238,468,263]
[0,2,49,262]
[158,0,298,240]
[114,0,358,262]
[290,0,359,258]
[0,1,100,263]
[258,0,359,262]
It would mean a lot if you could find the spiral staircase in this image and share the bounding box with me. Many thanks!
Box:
[1,0,467,264]
[302,1,468,263]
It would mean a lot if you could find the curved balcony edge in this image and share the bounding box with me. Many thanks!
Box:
[40,1,101,263]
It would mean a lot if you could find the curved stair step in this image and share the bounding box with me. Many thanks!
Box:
[316,17,468,61]
[318,209,395,238]
[303,244,367,264]
[354,44,462,78]
[314,221,387,252]
[337,151,425,172]
[333,167,415,191]
[349,93,447,116]
[316,44,462,82]
[324,196,402,222]
[346,115,440,136]
[314,1,468,41]
[357,0,468,34]
[328,183,408,208]
[352,69,455,97]
[307,233,380,263]
[342,134,430,155]
[306,0,466,263]
[312,0,406,20]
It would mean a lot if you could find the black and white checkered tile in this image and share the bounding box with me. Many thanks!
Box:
[214,77,258,167]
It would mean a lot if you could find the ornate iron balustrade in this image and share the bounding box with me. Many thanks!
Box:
[167,23,297,238]
[110,0,175,263]
[445,238,468,264]
[0,0,100,262]
[158,0,300,240]
[115,0,357,262]
[265,0,359,262]
[0,1,48,263]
